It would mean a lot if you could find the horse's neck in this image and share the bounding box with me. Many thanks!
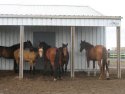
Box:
[9,44,19,50]
[85,43,94,51]
[45,45,51,50]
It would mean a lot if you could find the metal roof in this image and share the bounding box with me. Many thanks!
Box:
[0,4,121,26]
[0,4,103,16]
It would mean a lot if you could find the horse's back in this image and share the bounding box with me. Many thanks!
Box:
[95,45,107,60]
[0,46,14,58]
[14,49,36,60]
[46,48,57,61]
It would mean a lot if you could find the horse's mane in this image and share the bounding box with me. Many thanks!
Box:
[84,41,94,49]
[10,41,30,50]
[0,41,32,51]
[40,41,51,49]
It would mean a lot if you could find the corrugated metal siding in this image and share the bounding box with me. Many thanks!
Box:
[0,26,19,70]
[0,26,105,71]
[0,26,34,70]
[75,27,105,70]
[0,18,121,27]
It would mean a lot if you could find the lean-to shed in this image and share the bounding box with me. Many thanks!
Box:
[0,4,122,78]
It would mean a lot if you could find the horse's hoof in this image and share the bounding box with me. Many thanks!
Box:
[53,78,57,81]
[106,78,110,80]
[98,77,102,80]
[59,77,63,80]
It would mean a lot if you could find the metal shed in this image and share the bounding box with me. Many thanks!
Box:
[0,4,122,79]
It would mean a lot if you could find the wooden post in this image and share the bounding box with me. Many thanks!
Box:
[70,26,75,78]
[19,26,24,79]
[116,26,121,79]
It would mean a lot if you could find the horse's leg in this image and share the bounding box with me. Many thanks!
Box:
[17,59,19,73]
[29,62,35,75]
[65,61,68,74]
[30,65,32,74]
[93,60,96,76]
[106,60,110,80]
[60,64,64,76]
[31,63,35,75]
[101,60,106,80]
[14,59,17,73]
[44,59,50,75]
[62,64,64,74]
[58,64,62,79]
[98,60,103,80]
[51,63,57,81]
[33,64,35,75]
[87,59,90,76]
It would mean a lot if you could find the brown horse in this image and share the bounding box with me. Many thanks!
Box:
[39,42,60,81]
[80,40,109,80]
[14,47,43,74]
[58,43,69,75]
[0,40,32,72]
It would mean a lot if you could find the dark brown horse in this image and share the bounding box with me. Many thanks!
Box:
[39,42,61,81]
[80,40,109,80]
[0,40,33,72]
[58,43,69,75]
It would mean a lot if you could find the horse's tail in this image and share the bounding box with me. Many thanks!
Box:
[102,47,107,63]
[55,49,60,66]
[102,47,110,79]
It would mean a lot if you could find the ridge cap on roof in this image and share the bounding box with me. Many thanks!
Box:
[0,4,89,7]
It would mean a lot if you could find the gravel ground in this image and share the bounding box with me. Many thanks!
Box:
[0,69,125,94]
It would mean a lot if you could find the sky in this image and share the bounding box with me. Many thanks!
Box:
[0,0,124,49]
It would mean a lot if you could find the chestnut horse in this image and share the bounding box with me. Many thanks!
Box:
[80,40,109,80]
[58,43,69,75]
[14,47,43,74]
[39,42,61,81]
[0,40,32,72]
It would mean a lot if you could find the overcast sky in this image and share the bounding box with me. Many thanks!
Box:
[0,0,124,49]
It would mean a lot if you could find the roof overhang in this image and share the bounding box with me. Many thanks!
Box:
[0,15,122,27]
[0,14,122,20]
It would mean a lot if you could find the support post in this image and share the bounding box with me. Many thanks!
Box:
[116,26,121,79]
[19,26,24,79]
[70,26,75,78]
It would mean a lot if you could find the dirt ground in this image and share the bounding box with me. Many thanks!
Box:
[0,69,125,94]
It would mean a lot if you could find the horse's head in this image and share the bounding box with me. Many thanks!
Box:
[62,43,68,56]
[38,47,44,57]
[39,41,51,50]
[24,40,33,49]
[80,40,86,52]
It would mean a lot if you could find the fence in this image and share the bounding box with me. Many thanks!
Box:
[108,50,125,68]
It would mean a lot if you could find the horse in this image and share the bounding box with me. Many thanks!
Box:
[39,41,61,81]
[58,43,69,75]
[0,40,33,72]
[80,40,110,80]
[14,47,43,74]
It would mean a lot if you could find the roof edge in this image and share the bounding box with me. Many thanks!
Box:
[0,15,122,19]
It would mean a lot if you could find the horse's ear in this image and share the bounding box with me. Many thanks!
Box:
[66,43,68,46]
[81,40,82,42]
[62,43,64,46]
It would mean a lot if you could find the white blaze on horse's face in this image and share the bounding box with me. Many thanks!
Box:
[39,48,43,57]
